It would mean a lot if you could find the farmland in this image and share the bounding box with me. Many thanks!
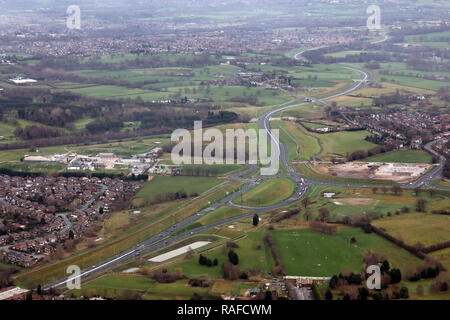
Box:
[372,212,450,247]
[67,63,292,107]
[133,176,223,205]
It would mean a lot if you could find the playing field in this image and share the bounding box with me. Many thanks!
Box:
[375,74,446,91]
[271,229,364,276]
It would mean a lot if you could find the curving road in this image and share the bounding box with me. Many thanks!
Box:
[43,47,446,291]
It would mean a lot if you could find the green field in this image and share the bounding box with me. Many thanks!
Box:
[271,227,423,276]
[325,50,367,58]
[233,178,296,207]
[272,121,376,162]
[278,103,325,119]
[69,275,215,300]
[134,176,223,204]
[403,30,450,49]
[167,231,275,278]
[272,120,321,161]
[173,205,253,235]
[376,74,447,91]
[338,228,423,271]
[271,228,364,276]
[316,130,376,160]
[372,212,450,247]
[67,62,291,107]
[362,149,433,164]
[429,248,450,271]
[291,185,434,222]
[0,161,67,173]
[196,206,252,227]
[181,164,243,176]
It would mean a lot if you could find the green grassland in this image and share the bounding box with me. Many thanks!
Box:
[301,121,339,129]
[99,202,184,242]
[271,228,364,276]
[0,118,68,144]
[271,120,321,161]
[194,206,253,228]
[166,231,275,278]
[159,224,424,281]
[68,272,262,300]
[271,227,423,276]
[72,117,95,130]
[376,74,447,91]
[69,82,289,107]
[317,130,376,160]
[134,176,223,204]
[295,185,446,222]
[337,228,423,271]
[345,80,436,99]
[69,275,216,300]
[233,178,296,207]
[76,222,429,299]
[429,248,450,271]
[66,61,292,107]
[403,30,450,49]
[274,120,376,161]
[71,85,153,99]
[372,212,450,247]
[278,103,325,119]
[0,161,67,173]
[181,164,244,176]
[325,50,367,58]
[361,149,433,164]
[375,62,450,79]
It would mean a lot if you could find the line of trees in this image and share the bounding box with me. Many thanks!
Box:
[347,144,396,161]
[269,208,300,223]
[265,233,285,276]
[181,166,220,177]
[309,221,337,235]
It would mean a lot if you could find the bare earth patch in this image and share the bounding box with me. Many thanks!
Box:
[337,198,376,205]
[315,162,434,183]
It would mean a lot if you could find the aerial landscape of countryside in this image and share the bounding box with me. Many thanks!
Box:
[0,0,448,310]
